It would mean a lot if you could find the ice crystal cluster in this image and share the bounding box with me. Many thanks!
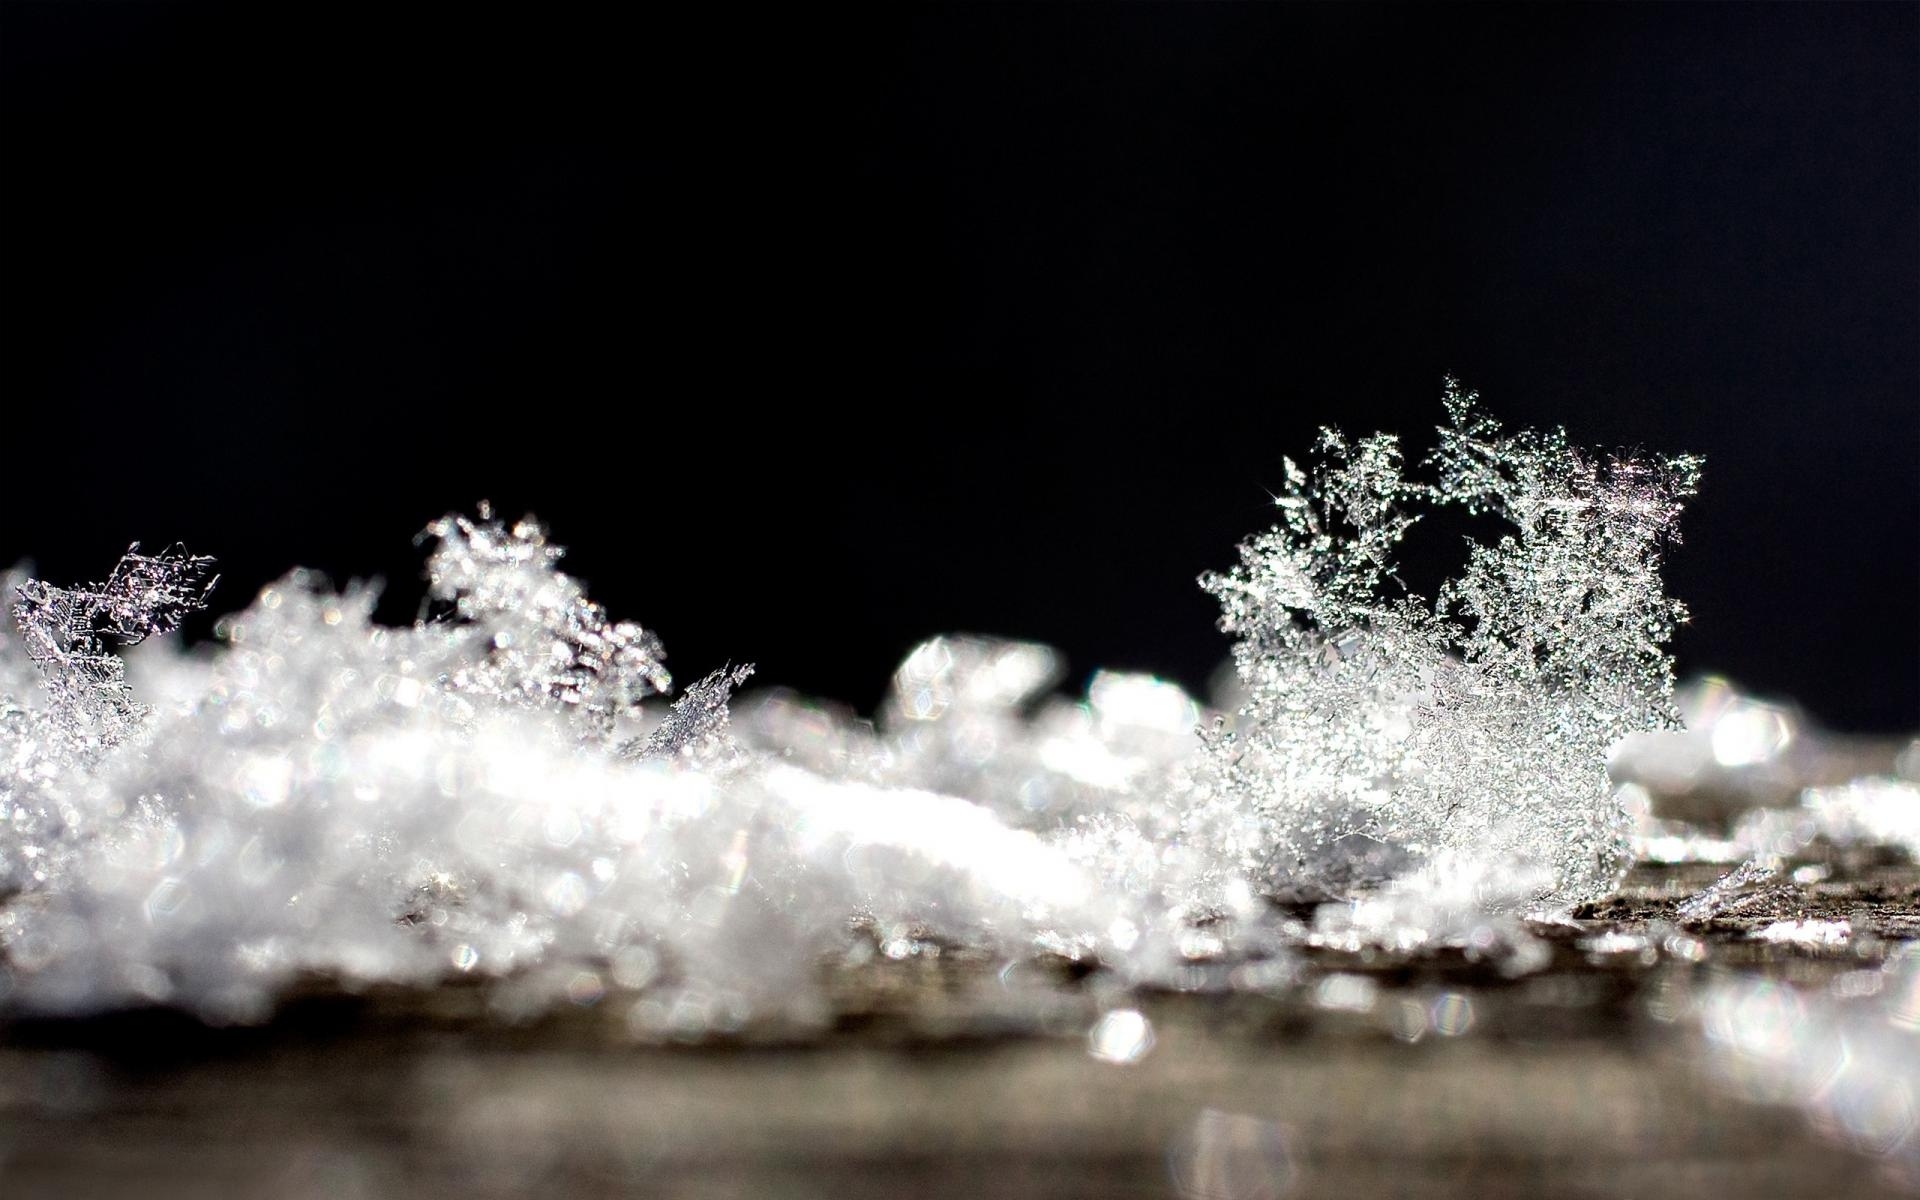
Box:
[9,544,216,746]
[0,512,1130,1024]
[0,387,1718,1025]
[1201,381,1700,904]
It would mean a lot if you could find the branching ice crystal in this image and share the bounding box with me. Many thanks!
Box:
[630,664,756,763]
[420,504,671,739]
[1675,857,1784,923]
[10,543,216,743]
[0,545,215,896]
[1201,381,1701,905]
[0,512,1138,1024]
[0,388,1774,1031]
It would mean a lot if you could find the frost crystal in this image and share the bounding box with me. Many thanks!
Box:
[1201,381,1700,905]
[1675,857,1783,923]
[420,504,670,738]
[630,664,755,763]
[0,514,1143,1024]
[1309,851,1553,977]
[0,386,1730,1028]
[10,543,216,743]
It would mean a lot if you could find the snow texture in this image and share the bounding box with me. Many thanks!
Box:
[0,386,1753,1029]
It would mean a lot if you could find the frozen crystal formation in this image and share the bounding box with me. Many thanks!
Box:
[0,385,1732,1025]
[10,543,216,745]
[735,636,1262,975]
[0,514,1127,1024]
[0,545,216,895]
[1200,381,1701,906]
[1308,852,1554,977]
[629,664,756,764]
[419,505,671,740]
[1674,857,1784,923]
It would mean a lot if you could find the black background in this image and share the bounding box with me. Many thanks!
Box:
[4,4,1916,730]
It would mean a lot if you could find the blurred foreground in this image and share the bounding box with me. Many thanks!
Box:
[1,846,1915,1199]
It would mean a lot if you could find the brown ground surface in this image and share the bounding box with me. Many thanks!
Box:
[0,856,1914,1199]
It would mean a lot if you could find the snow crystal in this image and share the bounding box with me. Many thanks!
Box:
[1308,852,1554,976]
[11,542,216,744]
[420,504,671,739]
[0,384,1740,1025]
[1751,918,1851,949]
[629,664,756,765]
[1201,380,1700,905]
[1675,858,1783,923]
[0,517,1132,1024]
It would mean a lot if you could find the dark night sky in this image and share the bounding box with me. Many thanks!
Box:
[4,4,1917,730]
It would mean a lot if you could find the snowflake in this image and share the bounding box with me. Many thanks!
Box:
[1200,380,1700,905]
[10,542,217,743]
[419,504,671,738]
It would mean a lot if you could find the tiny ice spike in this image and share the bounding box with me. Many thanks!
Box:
[629,663,756,763]
[1201,381,1701,905]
